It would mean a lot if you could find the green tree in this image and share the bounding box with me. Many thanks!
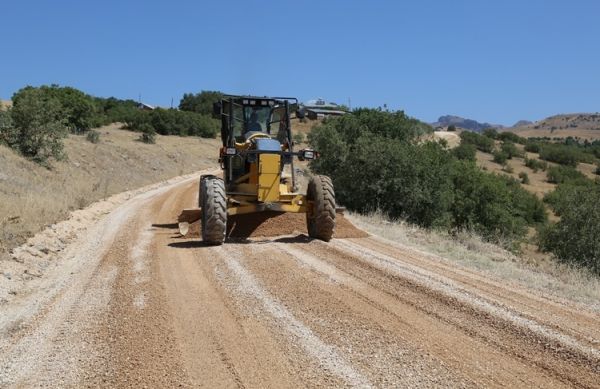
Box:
[179,91,223,115]
[540,184,600,274]
[13,85,96,133]
[482,128,498,139]
[492,150,508,164]
[10,88,68,163]
[0,109,18,146]
[451,142,477,161]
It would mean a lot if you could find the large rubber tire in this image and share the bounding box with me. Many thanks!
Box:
[200,176,227,245]
[306,175,336,241]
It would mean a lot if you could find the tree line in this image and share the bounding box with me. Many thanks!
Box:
[0,85,223,163]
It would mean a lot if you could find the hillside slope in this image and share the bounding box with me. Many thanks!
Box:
[0,124,219,256]
[510,113,600,139]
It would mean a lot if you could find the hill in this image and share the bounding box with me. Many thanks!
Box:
[0,124,219,255]
[0,100,12,110]
[432,115,504,132]
[509,113,600,139]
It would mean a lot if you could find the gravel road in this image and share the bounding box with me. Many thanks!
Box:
[1,173,599,388]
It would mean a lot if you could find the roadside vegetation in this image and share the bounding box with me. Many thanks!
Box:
[311,112,599,275]
[0,85,221,166]
[309,110,546,248]
[468,128,600,274]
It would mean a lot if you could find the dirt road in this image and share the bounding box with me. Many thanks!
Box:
[1,173,599,388]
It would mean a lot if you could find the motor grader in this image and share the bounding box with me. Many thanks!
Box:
[179,95,337,244]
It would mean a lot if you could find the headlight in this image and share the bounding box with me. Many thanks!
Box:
[298,149,317,161]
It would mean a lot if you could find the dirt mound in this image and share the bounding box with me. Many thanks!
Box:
[184,212,367,240]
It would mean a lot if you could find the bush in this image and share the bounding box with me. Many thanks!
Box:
[447,124,456,131]
[498,131,526,144]
[179,91,223,115]
[138,123,156,144]
[86,130,100,143]
[492,150,508,165]
[10,88,68,163]
[12,85,95,134]
[546,165,585,184]
[0,109,17,146]
[451,143,477,161]
[524,141,541,153]
[500,141,524,159]
[309,110,546,244]
[524,157,547,172]
[538,144,580,167]
[126,108,219,138]
[596,162,600,175]
[519,171,530,184]
[459,131,494,153]
[503,164,514,173]
[292,132,305,144]
[540,184,600,274]
[482,128,498,139]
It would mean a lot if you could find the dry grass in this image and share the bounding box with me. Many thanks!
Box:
[293,118,321,136]
[475,150,556,199]
[511,113,600,140]
[0,124,219,253]
[0,100,12,110]
[512,128,600,140]
[347,212,600,309]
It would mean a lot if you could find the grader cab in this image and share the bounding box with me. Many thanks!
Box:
[179,95,337,244]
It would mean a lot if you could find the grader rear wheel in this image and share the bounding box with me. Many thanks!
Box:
[306,175,336,241]
[200,175,227,245]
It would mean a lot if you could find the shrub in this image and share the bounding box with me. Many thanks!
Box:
[12,85,95,134]
[10,88,68,163]
[0,109,18,146]
[546,165,585,184]
[179,91,223,115]
[519,171,530,184]
[292,132,305,144]
[503,164,514,174]
[459,131,495,153]
[86,130,100,143]
[126,108,219,138]
[447,124,456,131]
[451,143,477,161]
[138,123,156,144]
[492,150,508,165]
[482,128,498,139]
[498,131,526,144]
[524,141,541,153]
[538,144,581,167]
[500,141,524,159]
[309,110,546,244]
[596,162,600,175]
[540,184,600,274]
[524,157,548,172]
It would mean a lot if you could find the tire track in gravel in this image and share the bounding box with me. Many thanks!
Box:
[2,173,599,388]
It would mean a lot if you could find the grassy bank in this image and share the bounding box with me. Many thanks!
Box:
[0,124,219,255]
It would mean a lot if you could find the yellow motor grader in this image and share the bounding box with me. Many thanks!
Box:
[179,95,337,244]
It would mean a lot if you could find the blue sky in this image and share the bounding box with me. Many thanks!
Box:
[1,0,599,125]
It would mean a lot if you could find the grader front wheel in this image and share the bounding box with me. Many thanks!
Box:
[306,175,336,241]
[200,175,227,245]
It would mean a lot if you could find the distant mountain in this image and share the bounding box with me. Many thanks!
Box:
[432,115,504,132]
[513,120,533,127]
